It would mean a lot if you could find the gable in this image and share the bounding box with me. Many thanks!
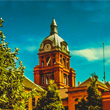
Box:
[77,77,109,91]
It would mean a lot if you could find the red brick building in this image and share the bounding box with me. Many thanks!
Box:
[34,18,76,89]
[67,78,110,110]
[33,18,110,110]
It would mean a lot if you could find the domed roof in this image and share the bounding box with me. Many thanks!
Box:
[39,33,69,51]
[39,18,69,52]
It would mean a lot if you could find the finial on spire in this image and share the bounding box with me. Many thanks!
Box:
[51,17,57,26]
[50,18,58,35]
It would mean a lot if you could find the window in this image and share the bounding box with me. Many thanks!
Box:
[67,59,69,69]
[32,98,35,106]
[60,59,62,63]
[41,74,44,84]
[46,73,51,84]
[60,55,62,63]
[63,58,65,67]
[41,56,44,59]
[52,72,54,80]
[46,76,49,84]
[53,58,56,65]
[75,104,78,110]
[46,57,51,66]
[63,74,67,85]
[64,106,68,110]
[46,73,54,84]
[42,61,44,67]
[75,98,79,101]
[53,54,55,57]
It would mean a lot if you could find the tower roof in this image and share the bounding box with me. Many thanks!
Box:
[39,18,69,53]
[50,17,57,26]
[50,17,58,35]
[40,33,69,51]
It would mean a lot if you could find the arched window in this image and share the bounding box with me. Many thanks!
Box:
[60,55,62,63]
[63,74,67,85]
[46,56,51,66]
[75,98,79,101]
[67,59,69,69]
[42,61,44,67]
[63,58,65,67]
[46,75,49,84]
[46,72,54,84]
[46,73,51,84]
[41,74,44,84]
[53,58,56,65]
[41,56,44,59]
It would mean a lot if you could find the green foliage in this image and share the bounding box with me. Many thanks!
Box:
[77,73,103,110]
[0,18,4,27]
[77,96,87,110]
[0,18,38,109]
[36,80,64,110]
[86,74,103,109]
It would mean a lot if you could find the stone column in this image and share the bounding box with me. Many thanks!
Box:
[65,57,67,69]
[44,55,46,67]
[66,75,68,86]
[39,56,41,67]
[51,55,53,66]
[28,98,32,110]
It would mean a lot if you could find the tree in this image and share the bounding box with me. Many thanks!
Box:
[86,73,103,110]
[77,73,103,110]
[0,18,38,109]
[77,96,87,110]
[36,80,64,110]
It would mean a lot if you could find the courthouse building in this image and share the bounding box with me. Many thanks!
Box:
[27,18,110,110]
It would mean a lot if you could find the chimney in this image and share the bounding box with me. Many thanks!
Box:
[78,82,81,85]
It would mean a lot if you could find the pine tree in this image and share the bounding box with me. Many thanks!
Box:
[77,73,103,110]
[86,73,103,110]
[77,96,87,110]
[36,80,64,110]
[0,18,38,109]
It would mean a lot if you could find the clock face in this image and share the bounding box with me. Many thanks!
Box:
[44,44,51,51]
[62,45,66,51]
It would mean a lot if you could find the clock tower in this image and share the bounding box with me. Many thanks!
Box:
[34,18,76,89]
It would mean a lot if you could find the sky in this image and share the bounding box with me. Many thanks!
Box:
[0,0,110,85]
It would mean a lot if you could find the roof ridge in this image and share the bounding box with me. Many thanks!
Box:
[24,76,44,91]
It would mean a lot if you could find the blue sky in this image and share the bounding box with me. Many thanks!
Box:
[0,1,110,85]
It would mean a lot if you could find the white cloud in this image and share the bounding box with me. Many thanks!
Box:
[25,46,37,52]
[71,46,110,61]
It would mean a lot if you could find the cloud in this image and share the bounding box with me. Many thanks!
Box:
[71,46,110,61]
[25,46,37,52]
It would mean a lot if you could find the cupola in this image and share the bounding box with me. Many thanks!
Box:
[39,18,70,55]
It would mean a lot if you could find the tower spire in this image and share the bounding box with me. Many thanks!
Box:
[50,17,58,35]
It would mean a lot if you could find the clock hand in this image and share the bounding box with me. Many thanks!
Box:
[47,57,51,66]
